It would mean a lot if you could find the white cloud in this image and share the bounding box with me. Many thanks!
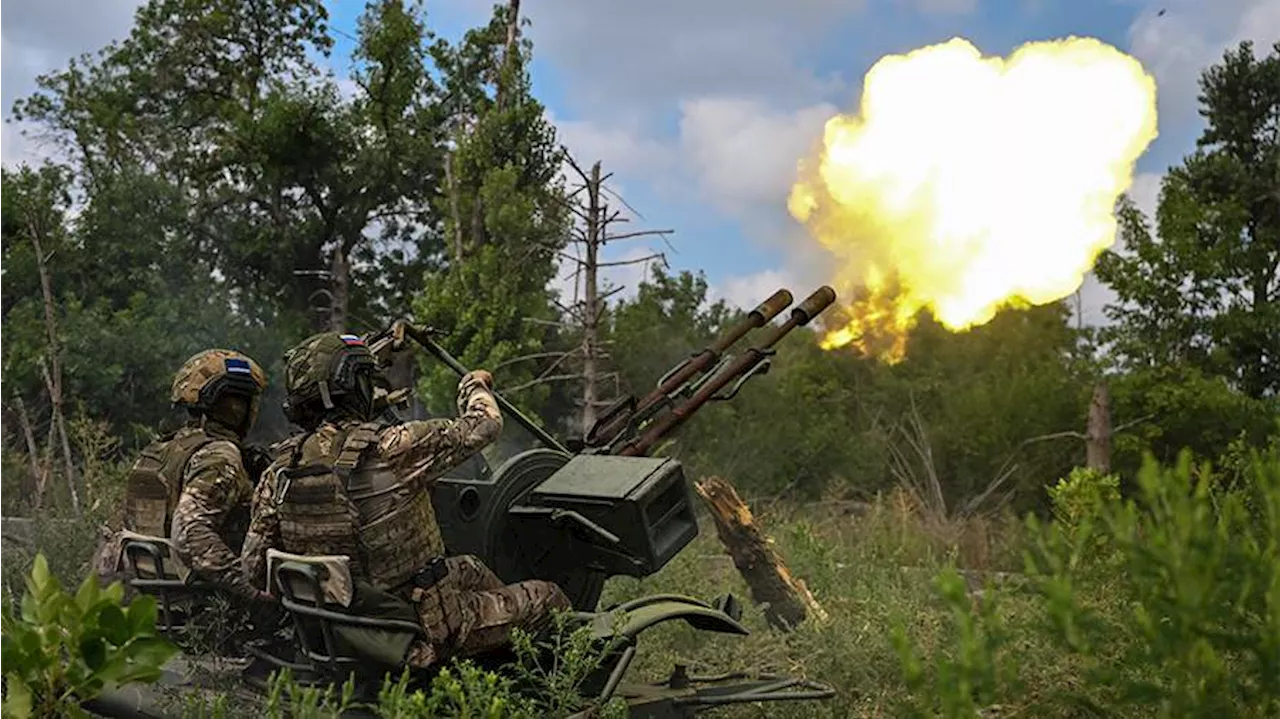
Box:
[551,111,679,194]
[1,0,142,167]
[678,98,837,219]
[1072,271,1118,328]
[710,268,804,311]
[1127,171,1163,223]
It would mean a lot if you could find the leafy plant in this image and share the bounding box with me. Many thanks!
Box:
[507,612,630,718]
[260,668,357,719]
[1,553,178,717]
[375,663,539,718]
[1047,466,1121,558]
[893,568,1018,718]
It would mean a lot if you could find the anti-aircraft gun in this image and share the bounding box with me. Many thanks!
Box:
[82,286,839,719]
[372,285,837,614]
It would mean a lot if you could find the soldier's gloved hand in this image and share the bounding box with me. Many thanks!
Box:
[245,589,284,633]
[470,370,494,389]
[243,444,273,484]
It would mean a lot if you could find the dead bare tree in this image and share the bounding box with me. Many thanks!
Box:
[12,396,46,508]
[555,155,672,438]
[990,382,1150,480]
[28,211,81,515]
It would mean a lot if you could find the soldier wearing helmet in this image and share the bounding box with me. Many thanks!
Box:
[241,331,570,669]
[95,349,270,603]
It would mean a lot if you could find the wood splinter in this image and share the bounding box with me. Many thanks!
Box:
[694,476,828,631]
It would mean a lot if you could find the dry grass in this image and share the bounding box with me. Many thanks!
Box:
[597,490,1044,718]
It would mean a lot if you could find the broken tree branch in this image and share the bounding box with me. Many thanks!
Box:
[695,476,828,631]
[29,211,80,516]
[13,396,45,509]
[603,229,675,242]
[502,373,587,394]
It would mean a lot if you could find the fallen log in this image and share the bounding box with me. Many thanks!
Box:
[694,476,828,631]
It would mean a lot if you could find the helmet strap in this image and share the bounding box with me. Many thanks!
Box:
[319,382,335,409]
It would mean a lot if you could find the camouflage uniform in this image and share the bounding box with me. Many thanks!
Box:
[93,349,268,603]
[170,431,259,599]
[241,331,570,668]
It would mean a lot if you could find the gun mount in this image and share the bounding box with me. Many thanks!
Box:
[410,286,838,611]
[82,286,840,718]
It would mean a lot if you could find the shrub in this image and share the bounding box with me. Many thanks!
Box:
[893,448,1280,718]
[1,553,178,717]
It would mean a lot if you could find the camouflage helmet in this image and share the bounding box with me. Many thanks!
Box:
[282,332,379,421]
[170,349,267,412]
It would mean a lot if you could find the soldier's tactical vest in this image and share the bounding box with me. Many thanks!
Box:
[275,421,445,591]
[123,428,218,538]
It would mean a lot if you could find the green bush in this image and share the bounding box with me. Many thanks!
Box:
[1047,467,1121,531]
[892,569,1020,718]
[898,448,1280,718]
[1,553,178,717]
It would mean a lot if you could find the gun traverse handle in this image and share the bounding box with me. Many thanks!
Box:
[397,323,569,454]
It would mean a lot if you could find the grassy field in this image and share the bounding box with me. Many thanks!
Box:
[4,450,1278,718]
[596,492,1035,718]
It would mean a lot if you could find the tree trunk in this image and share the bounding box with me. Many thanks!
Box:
[14,396,45,509]
[495,0,522,112]
[30,216,80,515]
[694,476,827,631]
[41,359,80,515]
[329,246,350,333]
[446,152,465,263]
[1085,382,1112,473]
[580,161,603,438]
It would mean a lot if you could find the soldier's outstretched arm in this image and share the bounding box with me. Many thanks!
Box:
[171,442,259,601]
[240,466,282,593]
[378,370,503,484]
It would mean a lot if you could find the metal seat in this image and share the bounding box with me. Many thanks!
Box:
[119,532,204,636]
[265,550,427,683]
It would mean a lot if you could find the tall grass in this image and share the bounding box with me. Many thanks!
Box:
[4,440,1277,718]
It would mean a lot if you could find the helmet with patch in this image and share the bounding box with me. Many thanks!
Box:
[282,332,380,424]
[171,349,268,412]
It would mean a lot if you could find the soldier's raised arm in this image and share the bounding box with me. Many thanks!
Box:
[377,370,503,484]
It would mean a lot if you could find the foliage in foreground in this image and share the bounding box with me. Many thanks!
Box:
[896,447,1280,718]
[176,611,630,718]
[0,554,178,718]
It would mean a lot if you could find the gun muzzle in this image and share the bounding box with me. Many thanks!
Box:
[791,286,837,326]
[617,285,838,456]
[748,289,794,325]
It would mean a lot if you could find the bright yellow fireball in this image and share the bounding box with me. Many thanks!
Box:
[789,36,1158,362]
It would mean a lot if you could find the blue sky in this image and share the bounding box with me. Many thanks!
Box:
[314,0,1277,320]
[4,0,1274,320]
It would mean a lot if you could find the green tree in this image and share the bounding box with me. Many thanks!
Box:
[413,3,569,414]
[1097,41,1280,399]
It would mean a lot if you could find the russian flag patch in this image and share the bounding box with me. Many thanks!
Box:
[225,357,253,375]
[340,334,365,347]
